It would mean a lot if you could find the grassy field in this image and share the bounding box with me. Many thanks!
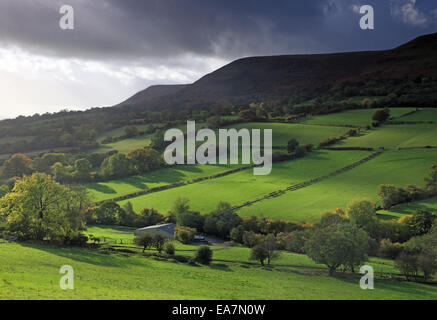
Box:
[82,225,403,275]
[86,164,241,202]
[117,150,370,215]
[340,124,437,149]
[379,196,437,217]
[1,239,436,299]
[227,122,348,146]
[395,109,437,122]
[299,108,415,127]
[236,149,437,222]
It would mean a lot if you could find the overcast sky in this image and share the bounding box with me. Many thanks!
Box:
[0,0,436,119]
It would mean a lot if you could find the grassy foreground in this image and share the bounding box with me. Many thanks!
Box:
[1,239,436,300]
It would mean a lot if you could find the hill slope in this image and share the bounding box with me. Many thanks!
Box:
[117,32,437,110]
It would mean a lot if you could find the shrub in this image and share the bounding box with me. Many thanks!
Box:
[153,234,166,253]
[395,252,419,280]
[379,239,404,259]
[194,245,213,265]
[163,242,175,255]
[175,226,196,244]
[249,244,269,266]
[134,233,154,252]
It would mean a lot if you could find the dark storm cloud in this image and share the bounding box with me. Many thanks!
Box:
[0,0,436,61]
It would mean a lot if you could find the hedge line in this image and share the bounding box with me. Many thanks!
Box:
[93,164,257,205]
[232,150,384,210]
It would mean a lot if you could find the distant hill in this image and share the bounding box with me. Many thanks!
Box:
[116,32,437,110]
[115,84,188,108]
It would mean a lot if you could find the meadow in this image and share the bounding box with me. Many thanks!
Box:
[227,122,348,146]
[117,150,370,214]
[1,239,436,300]
[379,196,437,217]
[86,163,240,202]
[236,149,437,222]
[299,108,415,127]
[340,124,437,149]
[394,108,437,122]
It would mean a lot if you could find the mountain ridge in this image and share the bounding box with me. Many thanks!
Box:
[118,32,437,111]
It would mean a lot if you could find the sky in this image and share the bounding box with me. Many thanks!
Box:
[0,0,436,119]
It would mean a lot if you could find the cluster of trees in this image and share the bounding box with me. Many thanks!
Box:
[0,146,164,186]
[0,173,89,245]
[133,232,213,265]
[100,147,164,179]
[83,202,172,228]
[134,232,167,253]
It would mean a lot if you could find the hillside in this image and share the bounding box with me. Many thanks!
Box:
[117,32,437,110]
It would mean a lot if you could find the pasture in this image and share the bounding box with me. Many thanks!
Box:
[237,149,437,222]
[227,122,348,147]
[379,196,437,217]
[1,239,436,299]
[86,164,239,202]
[299,108,415,127]
[118,150,371,214]
[395,108,437,122]
[340,124,437,149]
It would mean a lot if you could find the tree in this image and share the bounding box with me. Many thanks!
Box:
[250,244,269,266]
[305,224,370,275]
[73,158,92,181]
[34,153,66,173]
[51,162,73,184]
[135,208,165,227]
[410,210,434,236]
[153,234,166,253]
[0,154,33,178]
[95,202,125,225]
[124,125,138,138]
[175,226,196,244]
[194,245,213,265]
[101,153,131,179]
[134,233,154,253]
[395,252,418,280]
[346,198,377,234]
[127,147,163,174]
[263,234,280,265]
[372,108,390,123]
[238,109,257,122]
[0,173,86,243]
[203,202,242,239]
[417,254,437,280]
[377,184,404,210]
[287,139,299,153]
[163,242,175,255]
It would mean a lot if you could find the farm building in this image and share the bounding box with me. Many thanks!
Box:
[134,223,176,239]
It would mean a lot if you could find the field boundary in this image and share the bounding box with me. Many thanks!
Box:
[232,150,383,210]
[92,164,258,205]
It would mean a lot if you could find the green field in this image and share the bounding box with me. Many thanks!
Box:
[86,164,240,202]
[1,239,436,299]
[395,109,437,122]
[237,149,437,222]
[227,122,348,146]
[379,196,437,217]
[118,150,370,215]
[340,124,437,149]
[300,108,415,127]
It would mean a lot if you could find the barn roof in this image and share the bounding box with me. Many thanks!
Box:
[135,223,176,234]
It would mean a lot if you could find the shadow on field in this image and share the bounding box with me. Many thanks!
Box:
[86,183,117,195]
[20,243,146,268]
[333,273,437,297]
